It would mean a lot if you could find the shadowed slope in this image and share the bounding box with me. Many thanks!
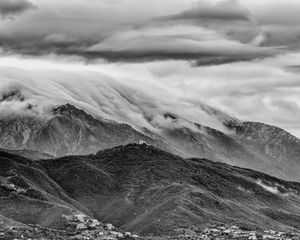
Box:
[40,144,300,236]
[0,151,91,229]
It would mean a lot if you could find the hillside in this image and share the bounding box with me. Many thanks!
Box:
[155,114,300,182]
[0,144,299,237]
[40,144,300,236]
[225,120,300,183]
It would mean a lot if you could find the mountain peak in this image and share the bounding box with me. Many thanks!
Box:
[95,142,166,157]
[51,103,99,122]
[51,103,81,114]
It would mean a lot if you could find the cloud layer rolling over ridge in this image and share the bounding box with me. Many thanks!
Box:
[0,0,299,137]
[0,57,230,133]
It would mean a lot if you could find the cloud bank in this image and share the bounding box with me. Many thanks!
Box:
[0,0,289,63]
[0,52,300,137]
[85,24,279,63]
[0,56,230,133]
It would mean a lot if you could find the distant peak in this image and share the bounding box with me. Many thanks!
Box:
[52,103,76,112]
[95,143,169,156]
[51,103,88,116]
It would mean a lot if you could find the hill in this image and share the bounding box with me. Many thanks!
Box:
[1,144,299,237]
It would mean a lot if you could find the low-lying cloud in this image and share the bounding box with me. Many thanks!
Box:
[0,56,229,133]
[0,52,300,138]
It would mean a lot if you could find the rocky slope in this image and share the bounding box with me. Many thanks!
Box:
[225,120,300,182]
[1,144,299,238]
[154,114,300,182]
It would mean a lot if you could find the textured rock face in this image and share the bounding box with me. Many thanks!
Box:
[152,116,300,182]
[0,103,299,182]
[224,121,300,182]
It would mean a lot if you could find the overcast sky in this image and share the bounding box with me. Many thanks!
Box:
[0,0,300,137]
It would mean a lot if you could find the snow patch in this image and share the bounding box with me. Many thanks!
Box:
[256,179,279,194]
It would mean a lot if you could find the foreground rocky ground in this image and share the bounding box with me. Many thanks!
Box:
[0,213,299,240]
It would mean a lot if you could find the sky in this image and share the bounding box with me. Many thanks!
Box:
[0,0,300,137]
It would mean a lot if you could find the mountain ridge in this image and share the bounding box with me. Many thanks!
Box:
[0,103,299,182]
[0,144,300,237]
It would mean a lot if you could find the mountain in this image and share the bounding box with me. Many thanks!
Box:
[154,113,300,182]
[0,144,300,237]
[0,103,299,182]
[0,103,177,157]
[224,120,300,184]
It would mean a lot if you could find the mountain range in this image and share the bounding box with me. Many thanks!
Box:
[0,103,299,183]
[0,102,300,238]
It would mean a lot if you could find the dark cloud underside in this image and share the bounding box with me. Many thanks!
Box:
[0,0,36,18]
[0,0,282,64]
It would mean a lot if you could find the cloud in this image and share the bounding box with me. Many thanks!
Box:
[0,0,36,19]
[247,1,300,26]
[140,51,300,137]
[85,24,280,62]
[43,34,77,45]
[0,0,285,63]
[159,0,252,22]
[0,56,229,133]
[0,0,299,138]
[1,52,300,138]
[239,1,300,49]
